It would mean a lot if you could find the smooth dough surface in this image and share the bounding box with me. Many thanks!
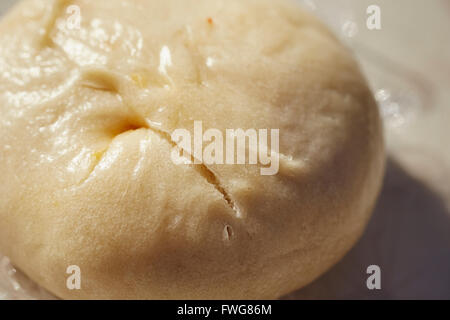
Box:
[0,0,385,299]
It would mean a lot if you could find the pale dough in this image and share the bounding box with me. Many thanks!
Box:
[0,0,385,299]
